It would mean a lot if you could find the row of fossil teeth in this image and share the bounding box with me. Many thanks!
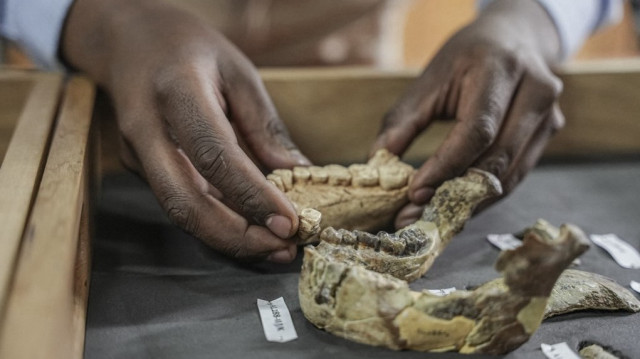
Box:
[319,227,430,256]
[267,163,414,192]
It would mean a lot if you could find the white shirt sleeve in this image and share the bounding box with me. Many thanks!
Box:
[479,0,624,59]
[0,0,75,69]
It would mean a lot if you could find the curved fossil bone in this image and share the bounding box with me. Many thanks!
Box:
[299,223,589,354]
[310,167,501,282]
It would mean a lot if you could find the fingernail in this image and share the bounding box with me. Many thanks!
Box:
[290,149,311,166]
[266,248,294,263]
[411,187,435,205]
[266,214,293,238]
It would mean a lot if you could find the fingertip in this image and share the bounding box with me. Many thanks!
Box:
[395,203,425,229]
[265,214,294,239]
[289,149,312,167]
[266,244,297,263]
[409,186,435,205]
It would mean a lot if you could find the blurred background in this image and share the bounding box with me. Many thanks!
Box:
[2,0,640,70]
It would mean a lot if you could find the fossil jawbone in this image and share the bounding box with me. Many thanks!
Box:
[267,149,415,243]
[299,224,590,354]
[312,167,501,282]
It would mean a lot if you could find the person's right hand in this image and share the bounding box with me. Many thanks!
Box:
[61,0,310,262]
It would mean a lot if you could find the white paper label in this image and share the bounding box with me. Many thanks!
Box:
[257,297,298,343]
[427,287,456,296]
[487,233,522,251]
[541,342,581,359]
[631,280,640,294]
[590,234,640,269]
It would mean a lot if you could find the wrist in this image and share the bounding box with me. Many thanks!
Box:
[474,0,562,65]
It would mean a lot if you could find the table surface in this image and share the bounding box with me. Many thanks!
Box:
[84,160,640,359]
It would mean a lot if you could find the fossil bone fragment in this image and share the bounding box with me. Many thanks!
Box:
[579,343,621,359]
[478,269,640,319]
[268,150,415,243]
[544,269,640,318]
[498,220,640,318]
[299,223,590,354]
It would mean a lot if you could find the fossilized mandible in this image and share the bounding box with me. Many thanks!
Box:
[265,150,635,354]
[267,149,415,244]
[299,224,588,354]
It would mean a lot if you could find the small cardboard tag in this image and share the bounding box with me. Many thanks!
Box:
[427,287,456,296]
[487,233,522,251]
[257,297,298,343]
[590,234,640,269]
[631,280,640,294]
[541,342,581,359]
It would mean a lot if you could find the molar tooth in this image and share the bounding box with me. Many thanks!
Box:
[320,227,342,244]
[309,166,328,184]
[273,169,293,190]
[339,229,357,246]
[349,164,379,187]
[325,165,351,186]
[298,208,322,240]
[379,232,405,255]
[378,165,409,190]
[266,174,285,191]
[293,166,311,183]
[355,230,380,251]
[400,230,419,254]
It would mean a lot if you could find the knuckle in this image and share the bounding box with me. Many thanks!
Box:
[231,183,268,222]
[192,136,228,181]
[470,115,498,149]
[528,73,563,104]
[162,192,200,235]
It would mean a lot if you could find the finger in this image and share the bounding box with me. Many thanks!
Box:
[155,69,298,238]
[220,51,311,169]
[129,112,297,262]
[475,104,564,213]
[501,104,564,194]
[474,71,562,181]
[370,73,441,157]
[394,203,425,229]
[408,67,519,205]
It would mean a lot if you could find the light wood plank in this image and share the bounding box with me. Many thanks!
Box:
[0,76,95,359]
[100,62,640,172]
[0,73,63,317]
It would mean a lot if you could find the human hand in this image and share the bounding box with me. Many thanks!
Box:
[61,0,310,262]
[371,0,565,228]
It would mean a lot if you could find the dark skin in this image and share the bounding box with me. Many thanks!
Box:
[372,0,564,228]
[61,0,563,262]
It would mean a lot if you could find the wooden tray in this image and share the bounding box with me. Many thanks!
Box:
[0,70,96,359]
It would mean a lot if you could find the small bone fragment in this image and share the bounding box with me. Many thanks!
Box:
[325,165,351,186]
[273,169,293,191]
[266,174,285,191]
[298,208,322,241]
[579,344,620,359]
[293,166,311,183]
[309,166,328,184]
[349,164,378,187]
[544,270,640,318]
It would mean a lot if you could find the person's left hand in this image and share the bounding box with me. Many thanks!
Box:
[371,0,565,228]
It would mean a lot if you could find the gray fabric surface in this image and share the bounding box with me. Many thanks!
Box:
[85,161,640,359]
